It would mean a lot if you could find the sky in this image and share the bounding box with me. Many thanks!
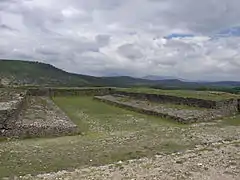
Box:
[0,0,240,81]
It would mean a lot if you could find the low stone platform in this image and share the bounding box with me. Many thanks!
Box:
[94,95,225,123]
[112,90,239,114]
[1,96,79,138]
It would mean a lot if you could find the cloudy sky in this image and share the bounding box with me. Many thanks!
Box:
[1,0,240,81]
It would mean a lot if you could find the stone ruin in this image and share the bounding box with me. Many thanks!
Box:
[0,87,239,138]
[94,90,240,124]
[0,89,26,130]
[0,88,79,138]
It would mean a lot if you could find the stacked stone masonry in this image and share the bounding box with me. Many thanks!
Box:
[0,89,27,129]
[27,87,113,96]
[94,95,225,123]
[0,88,79,138]
[111,90,240,115]
[2,96,79,138]
[95,89,240,123]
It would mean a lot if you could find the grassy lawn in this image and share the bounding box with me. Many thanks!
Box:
[117,87,239,100]
[0,96,193,178]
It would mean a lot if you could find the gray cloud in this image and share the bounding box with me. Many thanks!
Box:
[0,24,17,31]
[95,34,111,47]
[118,44,143,60]
[0,0,240,81]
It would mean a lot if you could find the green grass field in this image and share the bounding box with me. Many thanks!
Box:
[117,87,239,100]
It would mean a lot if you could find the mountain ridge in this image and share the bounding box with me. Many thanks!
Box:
[142,75,179,81]
[0,59,240,88]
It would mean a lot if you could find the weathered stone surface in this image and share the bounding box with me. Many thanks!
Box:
[215,98,239,115]
[94,95,234,123]
[27,87,114,97]
[14,140,240,180]
[0,89,27,129]
[112,91,240,113]
[1,88,81,138]
[111,90,217,108]
[1,97,79,138]
[0,101,21,128]
[0,88,26,101]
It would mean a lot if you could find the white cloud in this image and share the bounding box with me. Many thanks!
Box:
[0,0,240,81]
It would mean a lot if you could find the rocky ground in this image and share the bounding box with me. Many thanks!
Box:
[2,96,79,138]
[14,140,240,180]
[0,89,26,102]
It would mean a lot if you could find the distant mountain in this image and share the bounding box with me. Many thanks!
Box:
[0,59,239,88]
[202,81,240,87]
[143,75,177,81]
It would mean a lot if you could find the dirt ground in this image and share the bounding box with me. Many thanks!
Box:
[17,140,240,180]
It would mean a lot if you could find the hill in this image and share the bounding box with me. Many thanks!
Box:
[0,60,102,87]
[0,59,155,87]
[0,59,240,89]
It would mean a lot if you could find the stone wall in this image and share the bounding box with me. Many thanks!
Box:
[27,87,114,97]
[94,95,224,124]
[0,90,27,130]
[1,88,80,138]
[1,97,80,138]
[111,91,217,108]
[27,88,50,96]
[215,99,239,116]
[111,90,240,115]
